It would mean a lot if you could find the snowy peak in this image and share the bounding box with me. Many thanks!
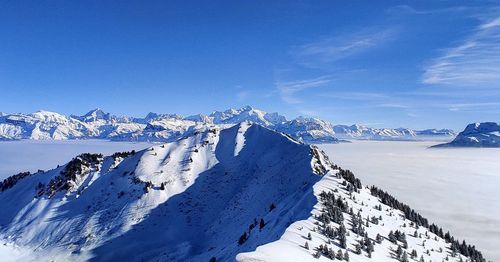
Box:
[210,105,287,127]
[279,117,337,144]
[184,113,212,123]
[30,110,69,122]
[434,122,500,147]
[75,108,112,122]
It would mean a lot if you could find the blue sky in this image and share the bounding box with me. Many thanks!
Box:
[1,1,499,130]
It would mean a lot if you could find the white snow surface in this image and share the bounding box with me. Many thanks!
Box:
[239,171,468,262]
[0,124,483,261]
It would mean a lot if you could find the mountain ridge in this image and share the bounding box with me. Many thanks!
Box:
[433,122,500,148]
[0,107,455,143]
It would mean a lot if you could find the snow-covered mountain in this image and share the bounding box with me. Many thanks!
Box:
[0,124,485,261]
[433,122,500,147]
[333,125,455,141]
[0,107,455,143]
[278,116,337,144]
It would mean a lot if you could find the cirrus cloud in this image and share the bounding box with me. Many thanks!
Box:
[423,16,500,88]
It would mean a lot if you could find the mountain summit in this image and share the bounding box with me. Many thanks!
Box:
[76,108,112,123]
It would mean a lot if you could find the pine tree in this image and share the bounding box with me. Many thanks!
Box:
[343,251,349,261]
[401,251,409,262]
[355,244,362,254]
[259,218,265,230]
[339,231,347,248]
[376,233,383,243]
[396,246,403,258]
[338,224,347,248]
[389,231,397,243]
[238,232,247,245]
[304,241,309,250]
[366,239,374,257]
[411,249,417,259]
[307,232,312,240]
[336,250,343,260]
[402,239,408,249]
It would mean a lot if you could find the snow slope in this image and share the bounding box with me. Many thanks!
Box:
[0,107,454,143]
[434,122,500,147]
[0,124,485,261]
[238,171,479,262]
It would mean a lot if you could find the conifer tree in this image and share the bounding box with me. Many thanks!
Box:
[376,233,383,243]
[259,218,265,230]
[396,246,403,258]
[401,252,409,262]
[238,232,247,245]
[355,244,362,254]
[343,251,349,261]
[411,249,417,259]
[336,250,343,260]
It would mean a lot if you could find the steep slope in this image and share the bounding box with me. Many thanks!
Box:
[0,124,485,262]
[434,122,500,147]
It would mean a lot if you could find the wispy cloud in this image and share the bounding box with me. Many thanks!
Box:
[291,29,395,67]
[320,91,388,101]
[446,102,500,112]
[422,16,500,88]
[377,103,411,109]
[388,5,473,15]
[276,76,331,104]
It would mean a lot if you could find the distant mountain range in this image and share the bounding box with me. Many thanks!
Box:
[0,106,456,143]
[433,122,500,147]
